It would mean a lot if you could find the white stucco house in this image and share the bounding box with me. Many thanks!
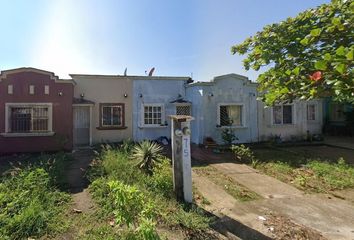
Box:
[186,74,259,144]
[258,99,323,142]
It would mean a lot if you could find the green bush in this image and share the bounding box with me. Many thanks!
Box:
[0,168,70,239]
[146,158,174,197]
[231,144,256,164]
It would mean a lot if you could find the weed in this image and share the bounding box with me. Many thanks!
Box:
[89,146,212,238]
[0,167,70,239]
[194,166,260,202]
[231,144,256,164]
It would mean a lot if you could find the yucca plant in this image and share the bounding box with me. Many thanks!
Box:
[131,140,163,175]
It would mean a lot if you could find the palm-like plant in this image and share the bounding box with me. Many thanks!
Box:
[131,140,163,174]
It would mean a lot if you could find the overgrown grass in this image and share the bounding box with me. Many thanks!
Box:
[0,153,72,239]
[253,148,354,193]
[87,145,212,239]
[193,165,260,202]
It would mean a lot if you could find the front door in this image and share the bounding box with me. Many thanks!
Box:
[73,106,90,147]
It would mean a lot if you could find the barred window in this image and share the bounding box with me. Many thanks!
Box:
[273,105,293,124]
[143,104,163,126]
[176,105,191,116]
[10,106,49,133]
[219,105,243,127]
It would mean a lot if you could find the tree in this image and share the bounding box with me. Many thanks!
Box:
[231,0,353,105]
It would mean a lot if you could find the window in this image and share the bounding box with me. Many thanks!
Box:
[176,104,191,116]
[143,104,164,126]
[8,85,13,94]
[218,104,243,127]
[100,103,124,128]
[44,85,49,95]
[307,104,316,121]
[273,105,293,124]
[4,103,52,134]
[29,85,35,95]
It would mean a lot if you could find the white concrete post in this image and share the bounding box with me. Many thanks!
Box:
[170,115,194,203]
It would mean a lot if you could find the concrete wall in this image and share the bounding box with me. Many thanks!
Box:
[132,79,188,141]
[258,99,323,142]
[186,74,258,144]
[0,68,74,153]
[73,75,133,144]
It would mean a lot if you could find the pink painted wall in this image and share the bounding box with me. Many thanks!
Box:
[0,69,74,153]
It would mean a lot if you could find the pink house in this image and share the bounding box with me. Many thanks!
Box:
[0,68,75,153]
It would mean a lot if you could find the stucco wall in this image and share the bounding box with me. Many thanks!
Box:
[258,99,323,142]
[186,74,259,144]
[73,76,133,144]
[132,79,187,141]
[0,69,74,153]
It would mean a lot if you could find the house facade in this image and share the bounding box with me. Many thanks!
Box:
[258,99,323,141]
[186,74,259,144]
[0,68,74,153]
[71,74,133,146]
[132,76,192,141]
[0,67,327,154]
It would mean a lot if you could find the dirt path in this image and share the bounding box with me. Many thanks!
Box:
[66,149,95,213]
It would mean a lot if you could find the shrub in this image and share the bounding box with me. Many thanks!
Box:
[146,158,173,197]
[231,144,256,164]
[221,127,238,145]
[131,141,163,175]
[121,138,135,154]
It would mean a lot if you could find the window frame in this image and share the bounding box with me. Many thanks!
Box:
[217,103,245,128]
[2,103,54,137]
[98,103,125,129]
[307,103,317,121]
[271,104,295,125]
[141,103,165,128]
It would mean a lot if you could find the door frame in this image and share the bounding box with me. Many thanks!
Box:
[73,104,93,146]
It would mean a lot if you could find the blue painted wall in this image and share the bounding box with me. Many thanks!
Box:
[132,79,189,141]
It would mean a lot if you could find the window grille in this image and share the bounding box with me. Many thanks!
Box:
[10,106,49,132]
[219,105,242,126]
[176,105,191,116]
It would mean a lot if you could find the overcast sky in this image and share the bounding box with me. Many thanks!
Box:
[0,0,329,81]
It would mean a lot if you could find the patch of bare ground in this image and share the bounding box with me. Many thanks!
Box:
[332,188,354,205]
[263,212,327,240]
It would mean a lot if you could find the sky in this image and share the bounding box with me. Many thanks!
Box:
[0,0,330,81]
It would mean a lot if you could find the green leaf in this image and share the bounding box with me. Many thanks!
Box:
[285,69,292,75]
[336,46,346,56]
[323,53,332,61]
[292,67,300,75]
[314,60,327,70]
[331,17,341,26]
[346,50,353,60]
[300,38,309,46]
[310,28,321,37]
[335,63,345,74]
